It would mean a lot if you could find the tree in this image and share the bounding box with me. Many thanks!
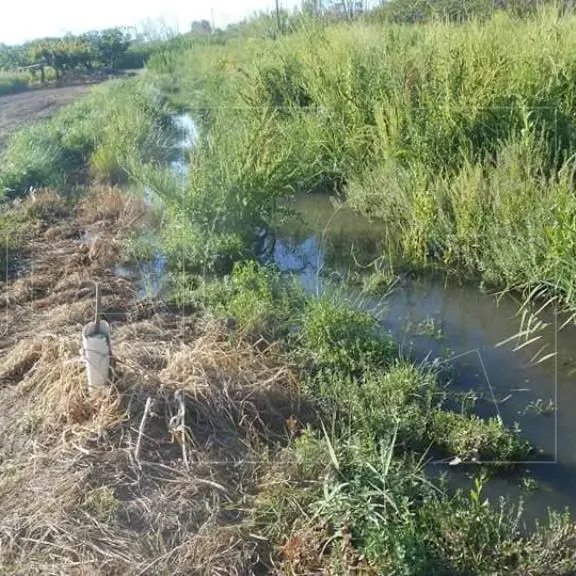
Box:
[27,41,56,78]
[190,20,212,35]
[302,0,324,16]
[0,45,29,70]
[78,32,102,71]
[302,0,367,18]
[26,37,90,80]
[93,29,130,70]
[328,0,366,17]
[137,18,179,42]
[3,26,131,81]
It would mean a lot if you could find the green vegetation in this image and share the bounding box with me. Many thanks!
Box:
[0,29,132,77]
[124,8,576,565]
[0,28,166,96]
[185,262,532,463]
[258,433,574,574]
[166,262,572,574]
[370,0,551,23]
[0,189,72,273]
[0,77,177,199]
[0,205,26,273]
[143,6,576,313]
[2,4,576,573]
[0,71,31,96]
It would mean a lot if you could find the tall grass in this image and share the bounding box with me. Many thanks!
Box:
[147,6,576,307]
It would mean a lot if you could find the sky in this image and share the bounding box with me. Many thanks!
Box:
[0,0,302,45]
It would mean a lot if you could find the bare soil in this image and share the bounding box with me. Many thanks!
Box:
[0,85,93,151]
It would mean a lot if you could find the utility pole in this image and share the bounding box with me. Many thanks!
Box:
[275,0,282,34]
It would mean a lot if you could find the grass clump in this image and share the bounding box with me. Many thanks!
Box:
[303,356,532,464]
[256,430,574,575]
[298,296,396,373]
[0,192,57,275]
[172,260,305,339]
[416,486,576,575]
[82,486,120,524]
[155,110,324,273]
[431,411,532,463]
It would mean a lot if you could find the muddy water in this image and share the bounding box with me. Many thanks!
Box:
[114,113,196,297]
[124,113,576,522]
[273,194,576,523]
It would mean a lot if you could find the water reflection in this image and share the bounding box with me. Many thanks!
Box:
[273,193,576,522]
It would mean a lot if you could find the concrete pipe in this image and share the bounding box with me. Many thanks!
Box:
[82,319,112,394]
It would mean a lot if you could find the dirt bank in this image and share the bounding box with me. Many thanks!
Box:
[0,85,94,151]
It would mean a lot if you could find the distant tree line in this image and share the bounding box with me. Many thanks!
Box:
[0,28,132,81]
[302,0,369,18]
[0,19,226,83]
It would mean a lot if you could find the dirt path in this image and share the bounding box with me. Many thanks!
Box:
[0,84,93,151]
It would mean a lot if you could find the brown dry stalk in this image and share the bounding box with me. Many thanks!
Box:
[0,188,306,574]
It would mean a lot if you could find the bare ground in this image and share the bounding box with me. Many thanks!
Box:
[0,189,312,575]
[0,85,93,151]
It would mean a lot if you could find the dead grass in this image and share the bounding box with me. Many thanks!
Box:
[1,187,308,574]
[0,299,309,575]
[21,188,69,223]
[1,183,326,575]
[77,186,151,230]
[0,189,138,350]
[279,521,376,576]
[0,339,44,387]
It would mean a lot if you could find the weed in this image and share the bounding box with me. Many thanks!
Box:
[361,269,399,296]
[417,317,444,339]
[521,474,538,493]
[0,200,33,273]
[171,260,304,339]
[21,188,70,223]
[431,411,532,462]
[521,398,556,416]
[82,486,120,523]
[298,296,395,373]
